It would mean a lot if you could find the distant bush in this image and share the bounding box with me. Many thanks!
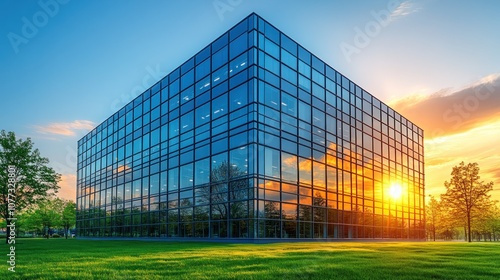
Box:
[52,234,61,238]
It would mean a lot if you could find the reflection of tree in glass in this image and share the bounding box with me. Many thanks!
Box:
[200,161,249,221]
[264,201,282,219]
[313,191,326,223]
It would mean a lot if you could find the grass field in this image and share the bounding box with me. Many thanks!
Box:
[1,239,499,279]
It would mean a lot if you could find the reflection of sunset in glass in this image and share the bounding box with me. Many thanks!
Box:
[389,183,403,200]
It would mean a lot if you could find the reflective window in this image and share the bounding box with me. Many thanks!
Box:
[298,75,311,92]
[230,52,248,77]
[281,93,297,117]
[264,53,279,75]
[264,147,280,178]
[212,64,228,86]
[212,92,228,119]
[180,163,193,189]
[260,82,279,110]
[212,46,228,70]
[229,82,248,111]
[230,32,248,60]
[281,64,297,85]
[211,152,228,182]
[195,158,210,185]
[196,58,210,81]
[282,152,297,183]
[150,173,160,195]
[230,146,248,176]
[298,60,310,78]
[181,69,194,90]
[281,49,297,69]
[168,167,178,191]
[195,102,210,126]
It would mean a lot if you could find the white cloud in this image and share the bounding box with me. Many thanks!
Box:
[390,1,421,21]
[35,120,95,136]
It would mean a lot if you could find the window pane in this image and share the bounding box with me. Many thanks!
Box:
[230,32,248,59]
[181,69,194,90]
[298,101,311,123]
[264,37,279,58]
[212,45,228,70]
[195,102,210,127]
[264,147,280,178]
[281,49,297,69]
[168,168,178,191]
[211,152,228,182]
[312,69,324,87]
[229,82,248,111]
[298,60,311,78]
[212,92,228,119]
[260,82,279,110]
[299,75,311,92]
[195,158,210,185]
[282,93,297,117]
[160,171,167,193]
[150,173,160,195]
[313,161,326,189]
[229,52,248,77]
[180,163,193,189]
[196,58,210,81]
[282,152,297,183]
[281,64,297,85]
[230,146,248,177]
[212,64,228,87]
[312,108,325,130]
[299,157,312,185]
[264,53,279,75]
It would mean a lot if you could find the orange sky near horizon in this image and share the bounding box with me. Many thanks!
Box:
[391,74,500,202]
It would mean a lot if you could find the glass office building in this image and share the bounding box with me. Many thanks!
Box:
[76,13,425,240]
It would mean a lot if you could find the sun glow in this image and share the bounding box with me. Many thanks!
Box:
[388,183,403,200]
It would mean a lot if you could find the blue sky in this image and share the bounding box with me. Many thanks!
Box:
[1,0,499,201]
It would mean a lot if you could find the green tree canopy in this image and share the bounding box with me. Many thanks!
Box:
[61,200,76,239]
[0,130,61,243]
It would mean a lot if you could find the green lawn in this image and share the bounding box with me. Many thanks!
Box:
[1,239,499,279]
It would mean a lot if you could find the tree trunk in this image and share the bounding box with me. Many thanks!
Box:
[467,213,472,242]
[5,226,10,244]
[65,226,68,239]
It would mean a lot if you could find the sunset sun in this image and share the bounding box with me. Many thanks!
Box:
[389,183,403,200]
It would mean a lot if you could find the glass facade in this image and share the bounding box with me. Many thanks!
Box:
[76,13,425,240]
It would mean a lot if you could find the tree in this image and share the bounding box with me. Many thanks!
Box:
[489,205,500,241]
[472,202,500,241]
[426,195,439,241]
[0,130,61,243]
[17,209,44,237]
[436,201,461,240]
[440,162,494,242]
[33,198,64,238]
[61,200,76,239]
